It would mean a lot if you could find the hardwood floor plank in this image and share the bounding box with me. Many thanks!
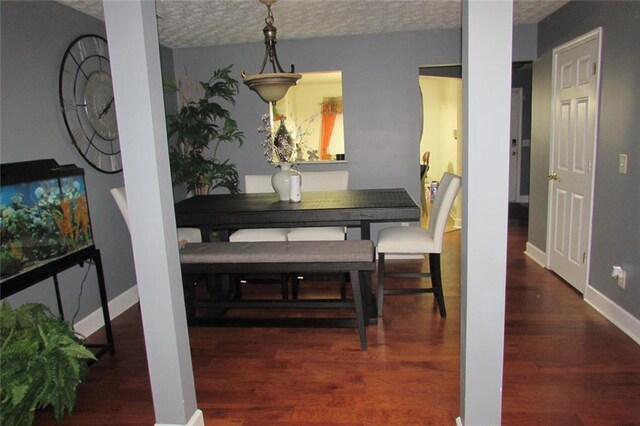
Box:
[33,225,640,425]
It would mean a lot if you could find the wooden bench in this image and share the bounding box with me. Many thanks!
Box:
[179,240,375,350]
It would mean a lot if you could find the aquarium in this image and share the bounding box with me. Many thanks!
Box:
[0,159,94,280]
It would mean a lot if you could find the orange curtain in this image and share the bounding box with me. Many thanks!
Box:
[320,98,343,160]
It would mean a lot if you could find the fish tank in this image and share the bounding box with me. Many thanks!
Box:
[0,159,94,281]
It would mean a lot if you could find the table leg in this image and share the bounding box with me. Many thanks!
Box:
[359,221,378,323]
[361,220,371,240]
[53,274,65,320]
[93,250,115,355]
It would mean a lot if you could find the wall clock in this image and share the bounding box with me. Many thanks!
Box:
[59,34,122,174]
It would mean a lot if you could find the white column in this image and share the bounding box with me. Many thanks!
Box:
[102,2,203,425]
[459,1,512,425]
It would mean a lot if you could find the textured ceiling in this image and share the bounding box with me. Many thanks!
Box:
[57,0,569,49]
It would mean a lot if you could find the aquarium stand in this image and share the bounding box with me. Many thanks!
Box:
[0,245,115,361]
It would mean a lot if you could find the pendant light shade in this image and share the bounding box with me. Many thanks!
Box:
[242,0,301,105]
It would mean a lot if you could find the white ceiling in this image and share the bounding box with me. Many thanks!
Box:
[58,0,569,49]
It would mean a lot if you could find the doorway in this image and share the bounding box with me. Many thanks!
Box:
[418,66,463,231]
[419,63,533,229]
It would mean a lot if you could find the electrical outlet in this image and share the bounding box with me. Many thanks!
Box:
[612,266,627,289]
[619,154,628,174]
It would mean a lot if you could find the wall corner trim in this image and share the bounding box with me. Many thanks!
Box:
[585,285,640,345]
[524,241,546,267]
[74,285,139,338]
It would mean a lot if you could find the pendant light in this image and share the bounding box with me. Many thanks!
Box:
[242,0,302,105]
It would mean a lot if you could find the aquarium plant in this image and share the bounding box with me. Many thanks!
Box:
[0,302,96,425]
[0,177,92,276]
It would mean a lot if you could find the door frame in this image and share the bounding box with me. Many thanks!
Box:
[545,27,603,293]
[510,87,524,203]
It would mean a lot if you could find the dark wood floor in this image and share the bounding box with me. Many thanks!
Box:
[35,225,640,425]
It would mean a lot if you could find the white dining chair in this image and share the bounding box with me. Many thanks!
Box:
[287,170,349,299]
[228,175,290,242]
[376,172,461,318]
[110,187,202,243]
[286,170,349,242]
[228,175,290,299]
[110,187,205,308]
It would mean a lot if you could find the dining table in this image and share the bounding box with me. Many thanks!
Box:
[174,187,421,322]
[175,188,420,241]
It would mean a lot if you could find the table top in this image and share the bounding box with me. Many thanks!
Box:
[175,188,420,230]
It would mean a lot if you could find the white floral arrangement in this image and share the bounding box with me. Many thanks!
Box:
[258,114,317,165]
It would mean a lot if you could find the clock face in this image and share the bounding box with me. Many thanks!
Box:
[59,34,122,174]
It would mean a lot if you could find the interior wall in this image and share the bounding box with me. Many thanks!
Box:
[0,1,174,321]
[173,25,538,240]
[531,1,639,319]
[420,77,460,181]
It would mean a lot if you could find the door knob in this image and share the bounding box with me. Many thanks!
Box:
[548,173,558,180]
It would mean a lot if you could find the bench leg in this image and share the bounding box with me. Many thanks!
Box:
[182,273,196,323]
[349,271,367,350]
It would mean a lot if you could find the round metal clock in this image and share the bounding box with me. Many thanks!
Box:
[59,34,122,174]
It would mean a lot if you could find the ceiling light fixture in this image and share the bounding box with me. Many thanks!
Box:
[242,0,301,105]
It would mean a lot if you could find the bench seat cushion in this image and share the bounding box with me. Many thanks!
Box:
[180,241,374,265]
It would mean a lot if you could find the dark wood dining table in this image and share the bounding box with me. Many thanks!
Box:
[174,188,421,322]
[174,188,420,241]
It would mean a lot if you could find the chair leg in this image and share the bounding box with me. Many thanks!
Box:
[429,253,446,317]
[376,253,385,317]
[280,273,289,299]
[233,275,243,300]
[291,275,300,300]
[339,273,347,300]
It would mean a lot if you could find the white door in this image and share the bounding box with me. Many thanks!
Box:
[509,88,523,202]
[547,29,601,293]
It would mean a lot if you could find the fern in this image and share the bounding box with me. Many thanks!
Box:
[0,301,96,425]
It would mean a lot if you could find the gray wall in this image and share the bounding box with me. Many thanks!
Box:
[529,52,553,249]
[172,25,537,239]
[0,2,173,321]
[529,1,640,319]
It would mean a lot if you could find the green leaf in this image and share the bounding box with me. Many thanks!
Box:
[0,302,91,424]
[164,65,244,194]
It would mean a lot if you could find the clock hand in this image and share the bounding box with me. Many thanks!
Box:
[98,97,114,119]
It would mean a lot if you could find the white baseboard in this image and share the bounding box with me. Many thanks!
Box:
[456,416,464,426]
[524,242,546,267]
[585,285,640,345]
[73,285,139,338]
[156,409,204,426]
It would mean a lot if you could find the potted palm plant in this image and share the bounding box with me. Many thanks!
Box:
[165,65,245,195]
